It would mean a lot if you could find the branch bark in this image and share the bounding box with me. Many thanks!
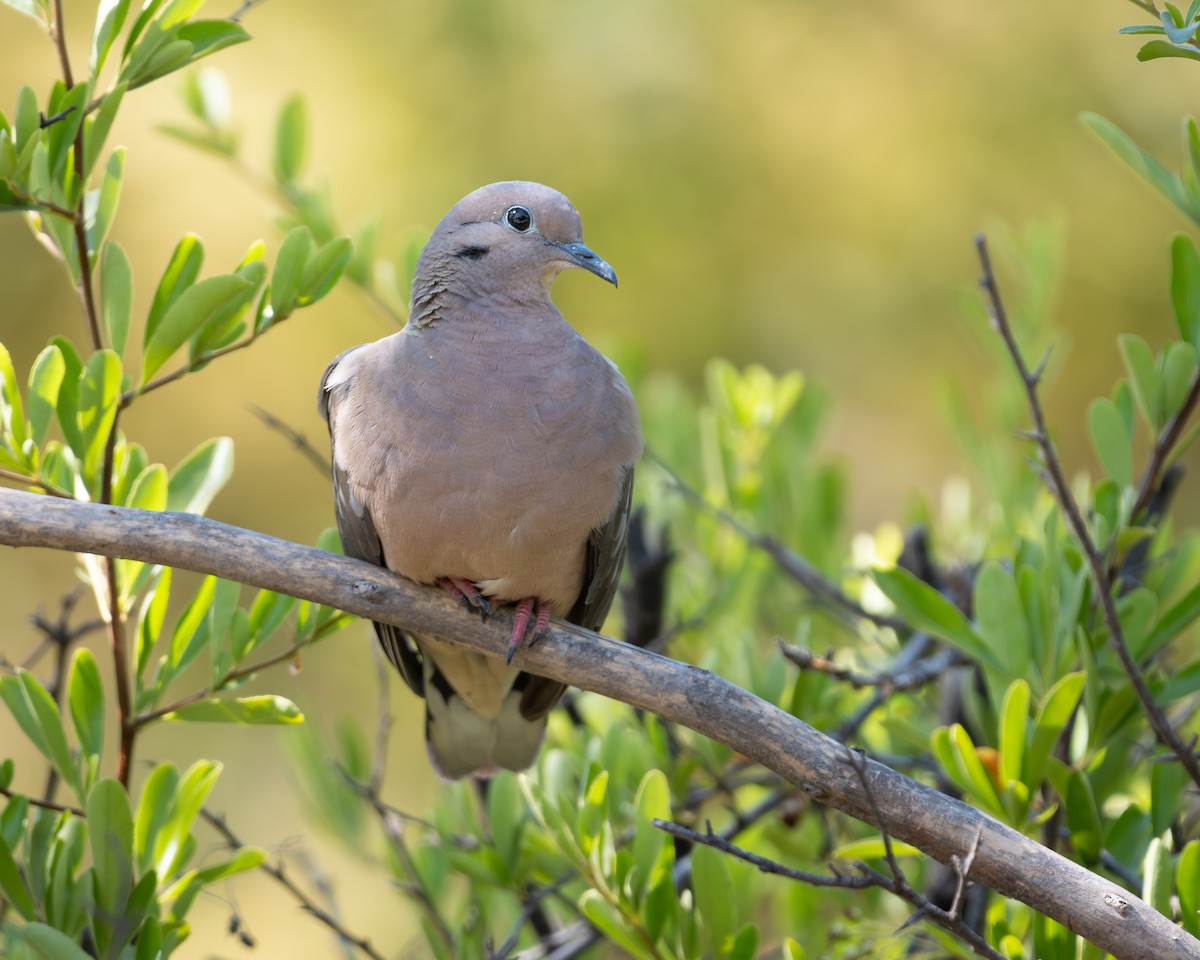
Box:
[0,488,1196,960]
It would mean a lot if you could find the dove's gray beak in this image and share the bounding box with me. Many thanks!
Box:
[558,241,618,288]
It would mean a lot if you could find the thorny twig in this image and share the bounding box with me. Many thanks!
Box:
[200,808,387,960]
[646,449,905,632]
[779,638,963,692]
[975,233,1200,791]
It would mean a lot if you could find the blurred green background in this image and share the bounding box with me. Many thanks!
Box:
[2,0,1198,955]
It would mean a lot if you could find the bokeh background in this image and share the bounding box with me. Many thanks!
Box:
[2,0,1199,955]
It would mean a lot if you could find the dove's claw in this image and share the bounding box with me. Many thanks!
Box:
[437,577,491,618]
[506,597,552,664]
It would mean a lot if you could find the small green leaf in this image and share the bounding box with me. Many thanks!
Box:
[693,843,736,958]
[99,242,133,360]
[2,0,43,25]
[12,670,83,801]
[273,94,307,185]
[1119,333,1163,428]
[45,83,89,183]
[298,235,352,306]
[135,761,178,873]
[88,778,135,915]
[1171,235,1200,352]
[1162,341,1198,420]
[22,923,94,960]
[1087,397,1134,487]
[782,939,809,960]
[1151,758,1186,836]
[83,83,126,178]
[271,225,315,317]
[0,341,27,450]
[162,695,303,725]
[77,349,122,493]
[1178,841,1200,937]
[0,830,35,920]
[68,648,105,763]
[175,19,250,61]
[873,567,998,668]
[1083,113,1198,224]
[136,567,171,679]
[27,344,66,448]
[1066,771,1102,864]
[1028,672,1086,789]
[633,770,671,902]
[1139,39,1200,62]
[1144,837,1174,916]
[144,233,204,350]
[91,0,134,75]
[141,274,255,384]
[167,436,233,514]
[578,889,652,959]
[88,147,125,264]
[974,561,1032,678]
[999,679,1030,789]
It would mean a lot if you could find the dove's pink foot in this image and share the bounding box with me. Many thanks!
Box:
[437,576,491,616]
[506,597,552,665]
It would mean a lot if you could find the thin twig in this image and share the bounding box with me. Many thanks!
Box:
[1130,369,1200,523]
[0,467,72,498]
[0,785,83,816]
[647,449,905,632]
[779,639,963,692]
[975,233,1200,791]
[200,809,386,960]
[121,334,269,408]
[249,404,331,475]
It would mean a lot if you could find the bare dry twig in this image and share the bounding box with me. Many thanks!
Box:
[975,233,1200,791]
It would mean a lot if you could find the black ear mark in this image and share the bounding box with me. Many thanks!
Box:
[455,245,489,260]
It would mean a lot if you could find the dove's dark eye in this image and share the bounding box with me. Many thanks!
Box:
[505,206,533,232]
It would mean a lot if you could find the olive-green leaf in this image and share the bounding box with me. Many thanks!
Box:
[1066,770,1102,864]
[83,82,126,178]
[142,274,254,384]
[273,94,307,185]
[1087,396,1133,487]
[1179,841,1200,937]
[167,436,233,515]
[68,647,104,762]
[87,778,135,915]
[271,225,315,317]
[1162,341,1198,420]
[144,233,204,348]
[1119,333,1162,428]
[176,19,250,62]
[298,235,352,306]
[163,695,304,726]
[27,344,66,448]
[135,761,179,873]
[91,0,134,75]
[22,922,94,960]
[1082,113,1197,223]
[77,349,122,491]
[1139,39,1200,62]
[974,561,1032,678]
[1171,234,1200,352]
[14,669,83,801]
[873,566,998,668]
[0,830,35,920]
[100,241,133,360]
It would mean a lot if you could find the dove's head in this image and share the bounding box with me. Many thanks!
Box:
[415,181,617,305]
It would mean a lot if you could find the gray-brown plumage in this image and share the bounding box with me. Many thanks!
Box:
[319,182,642,779]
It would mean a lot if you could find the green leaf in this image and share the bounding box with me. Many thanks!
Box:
[298,235,352,306]
[999,679,1030,786]
[1139,39,1200,62]
[22,923,94,960]
[27,344,66,448]
[0,341,27,450]
[1,0,43,24]
[1066,771,1102,864]
[872,567,998,668]
[91,0,134,75]
[1144,837,1173,916]
[88,778,135,915]
[1151,757,1186,836]
[131,38,195,86]
[136,567,171,679]
[175,19,250,61]
[1162,341,1198,420]
[8,670,83,801]
[1178,841,1200,937]
[98,240,133,360]
[1028,672,1086,789]
[782,939,809,960]
[144,233,204,349]
[135,761,179,873]
[270,225,315,317]
[167,436,233,514]
[273,94,307,185]
[77,349,122,492]
[1119,333,1162,427]
[1171,235,1200,352]
[45,83,89,184]
[1145,581,1200,657]
[578,889,652,960]
[87,147,125,258]
[1087,397,1133,487]
[50,337,84,461]
[693,843,736,958]
[633,770,671,902]
[141,274,254,384]
[167,574,217,679]
[974,561,1032,678]
[1082,113,1198,223]
[83,82,126,178]
[155,760,220,878]
[162,695,303,725]
[0,830,35,920]
[127,462,168,510]
[67,648,104,763]
[13,84,39,154]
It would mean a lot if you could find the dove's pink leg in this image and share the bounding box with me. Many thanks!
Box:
[437,576,491,616]
[506,597,552,665]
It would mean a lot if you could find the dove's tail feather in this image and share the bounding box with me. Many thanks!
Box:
[424,673,548,780]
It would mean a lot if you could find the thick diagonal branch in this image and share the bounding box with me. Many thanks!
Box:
[0,488,1194,960]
